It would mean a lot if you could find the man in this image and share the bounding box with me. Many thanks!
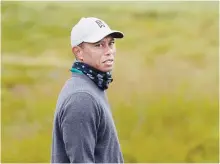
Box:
[51,17,124,163]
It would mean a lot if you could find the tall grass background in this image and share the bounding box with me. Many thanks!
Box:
[1,1,219,162]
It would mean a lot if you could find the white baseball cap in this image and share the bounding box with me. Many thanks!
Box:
[70,17,124,47]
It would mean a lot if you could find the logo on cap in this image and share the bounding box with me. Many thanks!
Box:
[95,20,105,28]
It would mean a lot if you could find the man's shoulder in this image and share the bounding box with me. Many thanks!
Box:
[56,74,103,109]
[62,74,98,96]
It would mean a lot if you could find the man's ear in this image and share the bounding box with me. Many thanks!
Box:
[72,46,83,61]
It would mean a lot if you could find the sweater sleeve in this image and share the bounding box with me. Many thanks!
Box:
[60,92,100,163]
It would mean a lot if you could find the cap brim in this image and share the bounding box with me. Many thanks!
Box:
[83,30,124,43]
[109,30,124,39]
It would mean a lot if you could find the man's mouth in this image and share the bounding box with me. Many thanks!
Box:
[103,59,114,64]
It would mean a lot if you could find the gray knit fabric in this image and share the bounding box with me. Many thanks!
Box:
[51,73,123,163]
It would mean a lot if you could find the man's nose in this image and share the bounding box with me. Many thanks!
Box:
[105,46,113,56]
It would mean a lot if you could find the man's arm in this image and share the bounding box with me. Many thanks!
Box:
[60,92,100,163]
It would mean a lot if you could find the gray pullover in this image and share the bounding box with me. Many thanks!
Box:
[51,72,124,163]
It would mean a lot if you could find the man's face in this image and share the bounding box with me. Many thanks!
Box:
[78,35,116,72]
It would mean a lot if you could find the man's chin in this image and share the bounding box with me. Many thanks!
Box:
[101,66,113,72]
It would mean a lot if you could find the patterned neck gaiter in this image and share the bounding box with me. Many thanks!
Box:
[70,62,113,90]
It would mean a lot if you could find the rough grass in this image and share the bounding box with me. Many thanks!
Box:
[1,1,219,163]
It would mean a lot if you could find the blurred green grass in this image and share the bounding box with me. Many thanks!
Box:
[1,1,219,163]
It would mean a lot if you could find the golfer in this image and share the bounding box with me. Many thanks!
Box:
[51,17,124,163]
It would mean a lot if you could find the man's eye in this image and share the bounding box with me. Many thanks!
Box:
[95,44,102,47]
[110,41,115,45]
